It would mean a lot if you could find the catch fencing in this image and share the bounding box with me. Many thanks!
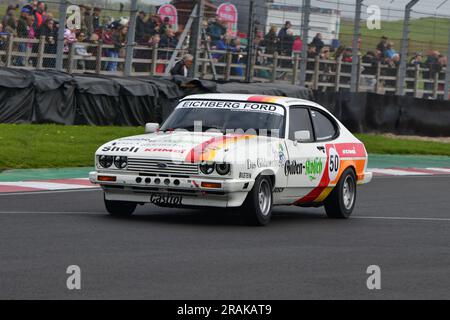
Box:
[0,0,449,100]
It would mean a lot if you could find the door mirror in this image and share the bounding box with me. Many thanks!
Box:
[294,130,311,142]
[145,123,160,133]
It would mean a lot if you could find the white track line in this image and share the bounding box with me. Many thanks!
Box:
[425,167,450,173]
[368,168,429,176]
[0,211,449,222]
[353,216,450,222]
[0,181,96,190]
[0,211,102,214]
[0,188,101,196]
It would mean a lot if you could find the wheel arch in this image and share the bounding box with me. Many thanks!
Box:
[255,168,276,188]
[344,164,357,177]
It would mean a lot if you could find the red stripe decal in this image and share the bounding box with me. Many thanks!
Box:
[30,179,95,186]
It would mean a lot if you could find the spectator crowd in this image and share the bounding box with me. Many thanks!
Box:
[0,1,447,96]
[0,1,183,72]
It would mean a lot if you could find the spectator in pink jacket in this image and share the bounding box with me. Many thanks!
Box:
[293,36,302,54]
[63,28,77,53]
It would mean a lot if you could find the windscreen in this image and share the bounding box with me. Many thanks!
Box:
[160,100,285,137]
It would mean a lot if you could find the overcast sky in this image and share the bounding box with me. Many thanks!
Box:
[141,0,450,18]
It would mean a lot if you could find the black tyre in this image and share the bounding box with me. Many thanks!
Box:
[241,175,273,226]
[104,194,137,217]
[324,168,356,219]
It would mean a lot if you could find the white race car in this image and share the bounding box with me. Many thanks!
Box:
[90,94,372,225]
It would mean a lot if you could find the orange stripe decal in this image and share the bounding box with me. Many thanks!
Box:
[185,134,254,163]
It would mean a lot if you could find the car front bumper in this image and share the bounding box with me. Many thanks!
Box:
[89,171,253,208]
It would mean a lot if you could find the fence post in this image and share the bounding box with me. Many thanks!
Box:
[248,50,256,82]
[357,55,363,91]
[95,42,103,74]
[350,0,363,92]
[299,0,311,86]
[396,0,419,96]
[334,58,342,92]
[56,0,67,71]
[188,0,204,78]
[224,49,232,81]
[271,52,278,83]
[313,56,320,90]
[375,61,381,93]
[151,43,158,75]
[201,49,208,78]
[6,35,14,67]
[245,0,255,82]
[124,0,138,76]
[413,64,420,98]
[292,53,300,85]
[37,36,46,69]
[67,43,75,73]
[433,72,439,99]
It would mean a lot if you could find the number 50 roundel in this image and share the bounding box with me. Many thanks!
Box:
[328,147,340,182]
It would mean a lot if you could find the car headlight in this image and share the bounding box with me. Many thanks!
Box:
[199,162,215,175]
[215,163,231,175]
[114,156,127,169]
[98,155,113,168]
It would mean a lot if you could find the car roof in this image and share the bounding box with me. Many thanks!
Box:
[182,93,320,109]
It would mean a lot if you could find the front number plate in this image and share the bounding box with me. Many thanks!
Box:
[150,194,182,205]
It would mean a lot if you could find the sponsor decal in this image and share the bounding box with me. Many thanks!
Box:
[157,4,178,31]
[305,158,323,181]
[216,3,238,37]
[246,158,279,170]
[342,147,357,155]
[284,158,324,179]
[150,194,182,205]
[191,180,200,188]
[101,146,139,153]
[284,160,305,176]
[120,138,155,142]
[334,143,366,158]
[179,100,284,115]
[278,143,286,165]
[239,172,252,179]
[144,148,186,154]
[273,187,284,193]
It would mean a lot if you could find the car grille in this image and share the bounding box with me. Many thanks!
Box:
[127,158,199,175]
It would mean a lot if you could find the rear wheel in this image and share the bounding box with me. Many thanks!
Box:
[241,175,273,226]
[324,168,356,219]
[104,194,137,217]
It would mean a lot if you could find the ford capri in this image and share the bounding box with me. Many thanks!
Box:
[90,94,372,225]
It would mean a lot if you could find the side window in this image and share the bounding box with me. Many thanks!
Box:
[288,108,314,141]
[311,109,337,141]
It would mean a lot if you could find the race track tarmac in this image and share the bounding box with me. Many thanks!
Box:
[0,175,449,299]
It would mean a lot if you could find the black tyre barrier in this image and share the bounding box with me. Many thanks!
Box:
[313,90,450,137]
[0,67,448,137]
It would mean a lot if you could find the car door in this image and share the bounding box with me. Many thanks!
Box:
[283,106,328,201]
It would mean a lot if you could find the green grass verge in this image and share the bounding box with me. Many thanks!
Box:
[0,124,142,170]
[355,134,450,156]
[0,124,449,170]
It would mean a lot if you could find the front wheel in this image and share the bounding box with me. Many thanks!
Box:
[104,194,137,217]
[241,175,273,226]
[324,168,357,219]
